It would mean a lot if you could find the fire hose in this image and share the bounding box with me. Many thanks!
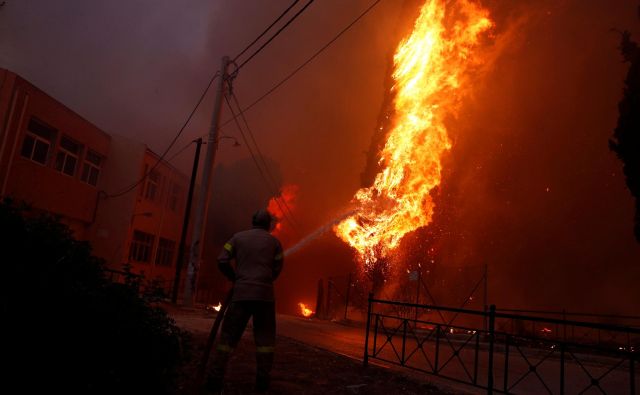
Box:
[194,288,234,390]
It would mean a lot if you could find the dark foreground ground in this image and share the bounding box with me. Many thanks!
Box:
[167,304,451,395]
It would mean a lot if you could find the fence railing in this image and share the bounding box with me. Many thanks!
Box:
[364,295,639,394]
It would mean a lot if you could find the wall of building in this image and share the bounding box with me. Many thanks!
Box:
[0,69,110,239]
[0,69,193,297]
[88,133,145,269]
[125,149,190,291]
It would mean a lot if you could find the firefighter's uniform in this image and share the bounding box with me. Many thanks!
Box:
[208,218,284,393]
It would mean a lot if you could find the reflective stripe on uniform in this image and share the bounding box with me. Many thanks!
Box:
[217,344,233,352]
[256,346,275,353]
[274,253,283,261]
[224,243,233,252]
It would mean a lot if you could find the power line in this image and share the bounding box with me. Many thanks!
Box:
[224,93,298,231]
[230,91,299,227]
[233,0,301,62]
[107,0,314,198]
[108,0,381,200]
[223,0,382,128]
[107,72,219,198]
[235,0,315,71]
[223,94,300,232]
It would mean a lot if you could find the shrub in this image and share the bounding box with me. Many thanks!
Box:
[0,199,187,394]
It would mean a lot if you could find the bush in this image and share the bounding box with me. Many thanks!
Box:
[0,199,187,394]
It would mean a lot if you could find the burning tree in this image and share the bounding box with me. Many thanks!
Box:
[334,0,494,283]
[610,25,640,243]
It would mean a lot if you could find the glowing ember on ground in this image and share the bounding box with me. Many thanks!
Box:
[298,303,314,318]
[334,0,493,272]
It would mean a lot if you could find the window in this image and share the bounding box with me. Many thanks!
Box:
[144,170,160,201]
[129,230,155,263]
[155,238,176,266]
[168,183,182,212]
[20,118,56,165]
[81,150,102,186]
[54,136,81,176]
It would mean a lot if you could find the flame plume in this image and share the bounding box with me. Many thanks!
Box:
[334,0,493,271]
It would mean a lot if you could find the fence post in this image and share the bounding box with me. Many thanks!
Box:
[630,354,635,395]
[363,292,373,367]
[488,304,496,395]
[435,324,441,373]
[560,343,565,395]
[344,272,352,321]
[402,319,407,366]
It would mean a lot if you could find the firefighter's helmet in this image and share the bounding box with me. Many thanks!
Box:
[252,209,273,230]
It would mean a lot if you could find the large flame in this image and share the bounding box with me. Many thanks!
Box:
[334,0,492,270]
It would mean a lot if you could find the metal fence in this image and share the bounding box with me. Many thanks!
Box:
[364,295,639,394]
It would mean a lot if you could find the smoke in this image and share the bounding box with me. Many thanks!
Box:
[3,0,640,315]
[411,0,640,314]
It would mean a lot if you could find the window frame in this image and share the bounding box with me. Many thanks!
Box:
[80,149,102,186]
[20,118,57,166]
[144,170,160,201]
[54,135,81,177]
[155,237,176,266]
[129,230,155,263]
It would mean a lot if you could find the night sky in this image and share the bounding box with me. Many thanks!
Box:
[2,0,639,316]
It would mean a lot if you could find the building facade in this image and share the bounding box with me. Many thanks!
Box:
[0,68,111,237]
[91,134,190,292]
[0,69,190,295]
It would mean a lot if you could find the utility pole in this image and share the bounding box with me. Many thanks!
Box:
[182,56,230,306]
[171,138,203,303]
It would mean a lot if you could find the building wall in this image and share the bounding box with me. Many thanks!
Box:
[0,69,110,239]
[124,149,190,291]
[0,69,192,297]
[88,134,145,268]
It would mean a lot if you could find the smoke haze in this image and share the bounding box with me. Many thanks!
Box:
[2,0,640,315]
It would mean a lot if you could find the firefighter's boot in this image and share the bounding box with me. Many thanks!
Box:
[206,346,232,393]
[255,349,274,392]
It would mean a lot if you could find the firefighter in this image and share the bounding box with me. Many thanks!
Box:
[206,209,284,393]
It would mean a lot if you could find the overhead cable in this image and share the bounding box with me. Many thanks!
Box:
[223,94,300,232]
[235,0,316,71]
[233,0,302,62]
[223,0,382,127]
[230,91,299,227]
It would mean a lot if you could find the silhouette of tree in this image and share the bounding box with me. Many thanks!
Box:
[610,25,640,243]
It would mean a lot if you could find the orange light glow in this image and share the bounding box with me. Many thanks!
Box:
[213,302,222,312]
[298,302,314,318]
[334,0,493,271]
[267,184,299,237]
